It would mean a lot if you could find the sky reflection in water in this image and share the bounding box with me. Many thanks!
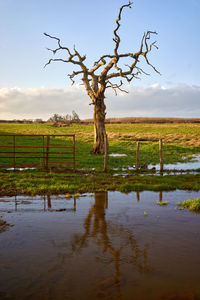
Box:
[0,190,200,300]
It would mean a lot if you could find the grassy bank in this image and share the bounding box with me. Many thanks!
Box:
[0,170,200,196]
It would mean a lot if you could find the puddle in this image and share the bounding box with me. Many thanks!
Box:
[112,154,200,175]
[109,153,127,157]
[149,154,200,171]
[0,195,77,213]
[0,191,200,299]
[6,168,36,171]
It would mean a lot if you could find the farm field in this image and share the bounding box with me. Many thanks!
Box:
[0,122,200,195]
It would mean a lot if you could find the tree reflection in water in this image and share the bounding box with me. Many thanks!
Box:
[71,192,152,298]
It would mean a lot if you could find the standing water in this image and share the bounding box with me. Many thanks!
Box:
[0,191,200,300]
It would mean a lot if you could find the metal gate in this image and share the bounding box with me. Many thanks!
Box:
[0,134,75,171]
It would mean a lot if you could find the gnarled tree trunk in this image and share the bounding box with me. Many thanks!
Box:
[92,97,108,154]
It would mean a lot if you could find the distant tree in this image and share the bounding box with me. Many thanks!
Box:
[22,119,33,124]
[63,114,72,123]
[48,113,62,123]
[47,111,80,124]
[44,1,159,153]
[34,118,44,124]
[71,110,80,123]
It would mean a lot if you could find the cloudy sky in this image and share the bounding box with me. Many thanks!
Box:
[0,0,200,120]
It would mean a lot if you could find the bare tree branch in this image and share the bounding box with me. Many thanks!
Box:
[90,58,106,73]
[44,58,69,68]
[106,31,160,82]
[106,80,129,95]
[44,32,73,56]
[68,70,84,85]
[94,55,115,66]
[44,32,97,101]
[113,1,133,57]
[135,66,150,76]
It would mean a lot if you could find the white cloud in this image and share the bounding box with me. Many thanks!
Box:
[0,86,92,120]
[0,84,200,120]
[106,83,200,118]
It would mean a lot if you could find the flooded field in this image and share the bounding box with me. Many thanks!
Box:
[149,154,200,172]
[0,191,200,300]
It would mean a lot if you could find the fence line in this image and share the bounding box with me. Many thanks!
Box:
[159,139,163,173]
[136,142,140,171]
[134,139,164,173]
[0,134,75,171]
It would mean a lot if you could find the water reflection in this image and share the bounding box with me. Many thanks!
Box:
[1,189,196,223]
[136,191,140,201]
[159,191,162,202]
[5,194,77,212]
[8,192,167,211]
[70,192,152,297]
[47,195,51,209]
[0,191,200,299]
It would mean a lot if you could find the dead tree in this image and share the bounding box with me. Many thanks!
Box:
[44,1,160,154]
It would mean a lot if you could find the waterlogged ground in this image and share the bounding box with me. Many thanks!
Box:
[0,191,200,300]
[148,154,200,172]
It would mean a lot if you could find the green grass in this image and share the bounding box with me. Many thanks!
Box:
[156,201,169,206]
[1,123,200,172]
[0,122,200,195]
[0,170,200,196]
[177,198,200,212]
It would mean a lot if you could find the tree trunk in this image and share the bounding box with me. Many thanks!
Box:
[92,97,108,154]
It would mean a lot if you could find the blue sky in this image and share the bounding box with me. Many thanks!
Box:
[0,0,200,119]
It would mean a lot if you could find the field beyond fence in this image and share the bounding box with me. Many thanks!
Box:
[1,122,200,195]
[82,117,200,124]
[0,122,200,172]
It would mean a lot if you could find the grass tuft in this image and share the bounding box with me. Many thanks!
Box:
[119,184,135,193]
[156,201,169,206]
[177,198,200,212]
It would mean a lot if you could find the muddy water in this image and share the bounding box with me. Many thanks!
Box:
[0,191,200,300]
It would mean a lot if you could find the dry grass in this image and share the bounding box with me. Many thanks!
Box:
[83,117,200,124]
[46,122,200,146]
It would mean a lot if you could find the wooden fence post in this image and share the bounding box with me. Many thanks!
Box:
[73,135,76,172]
[136,142,140,171]
[13,135,16,171]
[45,136,50,170]
[103,134,108,172]
[42,136,45,168]
[159,139,163,173]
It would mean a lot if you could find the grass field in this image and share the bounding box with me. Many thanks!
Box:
[0,122,200,195]
[0,122,200,171]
